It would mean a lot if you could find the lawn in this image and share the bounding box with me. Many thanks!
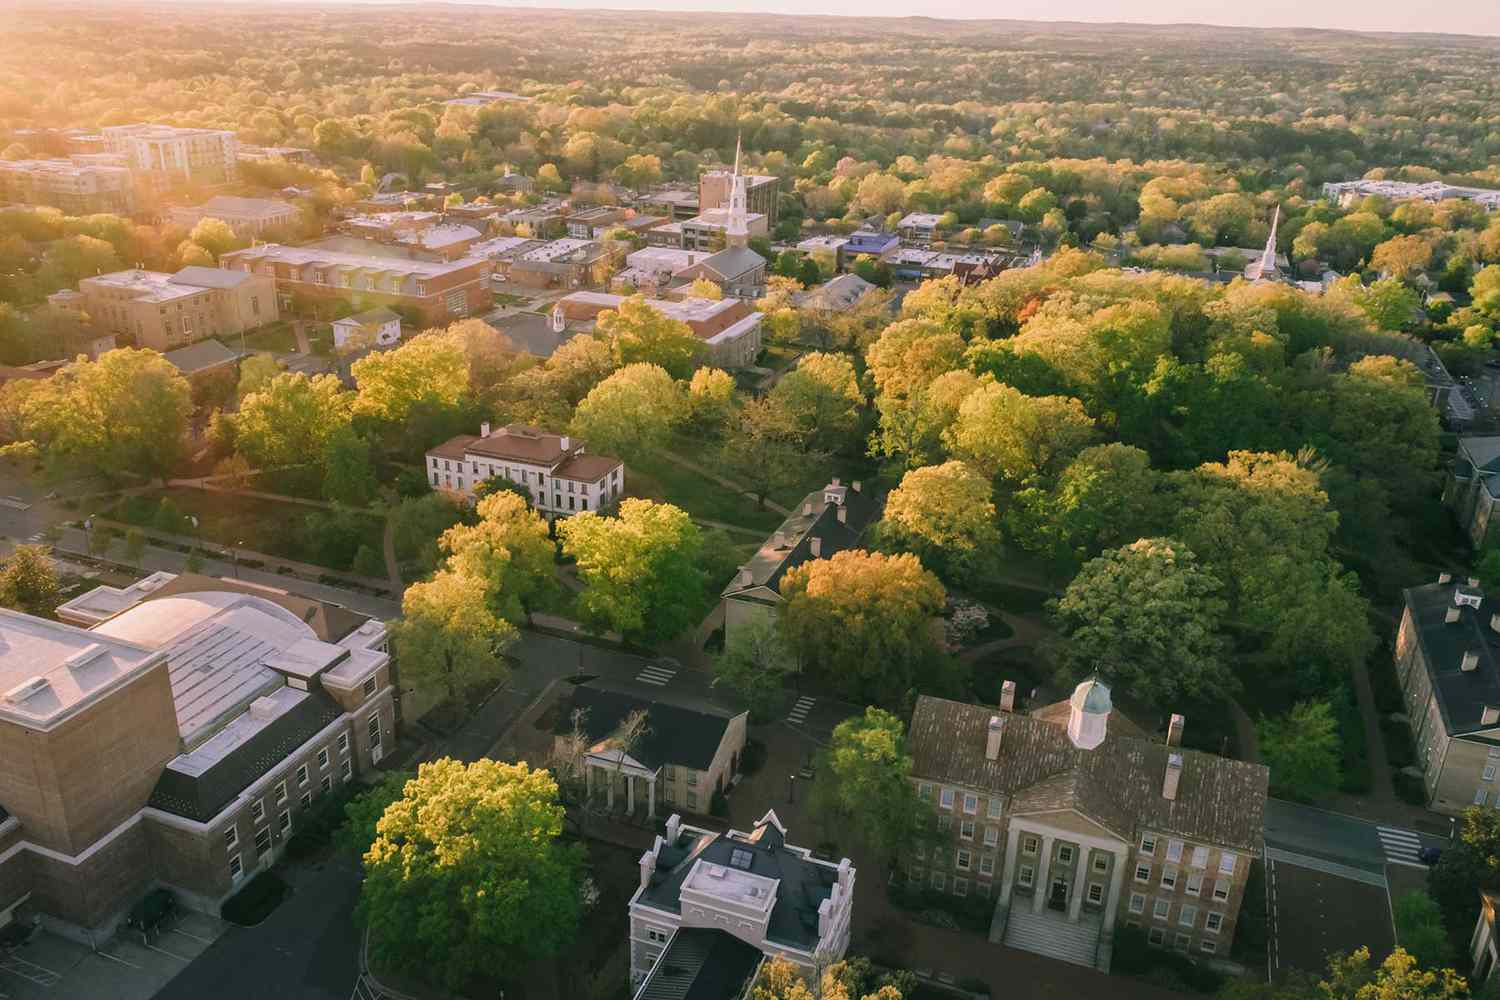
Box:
[628,453,784,535]
[665,431,883,513]
[242,321,299,353]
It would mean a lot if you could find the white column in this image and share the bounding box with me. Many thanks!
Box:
[1031,836,1053,914]
[1068,847,1085,922]
[648,777,656,819]
[1101,847,1128,934]
[585,761,594,800]
[627,773,636,814]
[607,770,615,809]
[999,826,1022,905]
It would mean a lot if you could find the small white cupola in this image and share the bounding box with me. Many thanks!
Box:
[1067,676,1111,751]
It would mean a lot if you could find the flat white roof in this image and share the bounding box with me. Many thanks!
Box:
[227,245,483,278]
[683,857,778,913]
[521,238,598,262]
[0,609,162,728]
[165,685,309,776]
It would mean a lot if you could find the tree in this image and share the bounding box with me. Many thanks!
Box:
[392,570,515,702]
[1392,891,1453,971]
[0,544,60,616]
[1009,443,1162,568]
[236,371,352,471]
[1317,948,1466,1000]
[686,367,738,435]
[943,377,1097,487]
[438,490,556,624]
[321,425,378,507]
[686,277,723,300]
[352,330,469,426]
[780,550,947,705]
[189,217,240,260]
[597,296,704,379]
[359,758,585,989]
[751,957,904,1000]
[569,363,683,461]
[236,353,282,401]
[1051,538,1233,705]
[1353,279,1420,331]
[878,461,998,582]
[1371,236,1434,283]
[713,616,793,721]
[767,352,864,453]
[720,398,814,509]
[811,707,932,869]
[1316,356,1440,508]
[866,319,965,401]
[557,498,704,643]
[1258,700,1342,802]
[123,527,147,567]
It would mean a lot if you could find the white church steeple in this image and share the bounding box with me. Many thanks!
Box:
[1246,205,1280,282]
[726,134,749,249]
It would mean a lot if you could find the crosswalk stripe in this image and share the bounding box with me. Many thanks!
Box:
[787,697,814,723]
[635,665,676,687]
[1266,847,1387,887]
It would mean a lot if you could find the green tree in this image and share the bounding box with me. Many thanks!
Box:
[767,352,864,453]
[1051,538,1233,706]
[943,377,1097,487]
[188,217,240,260]
[0,544,60,616]
[686,367,738,435]
[359,759,585,989]
[122,527,147,567]
[712,616,793,721]
[392,569,515,702]
[1317,948,1466,1000]
[1258,700,1342,802]
[352,330,469,427]
[719,398,815,509]
[236,371,352,471]
[438,490,556,624]
[598,296,704,379]
[236,353,282,401]
[1371,236,1434,283]
[1392,891,1454,971]
[1009,443,1162,568]
[780,550,947,706]
[320,425,378,507]
[339,771,411,858]
[811,707,932,868]
[569,362,683,461]
[1353,279,1420,331]
[877,460,998,582]
[557,498,704,643]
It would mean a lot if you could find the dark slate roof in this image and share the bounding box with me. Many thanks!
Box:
[554,682,738,771]
[699,245,765,280]
[148,690,344,821]
[142,573,366,643]
[1403,581,1500,739]
[908,695,1267,852]
[634,928,763,1000]
[721,479,879,601]
[639,815,838,951]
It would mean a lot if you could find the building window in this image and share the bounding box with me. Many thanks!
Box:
[1058,845,1074,864]
[1129,893,1146,915]
[250,798,264,823]
[939,788,955,810]
[956,850,971,871]
[1088,883,1105,905]
[297,764,309,787]
[1486,765,1497,783]
[686,771,698,787]
[987,798,1002,819]
[1161,867,1178,891]
[686,792,697,809]
[278,810,291,834]
[1135,863,1152,883]
[1179,904,1198,928]
[1201,940,1217,955]
[1186,872,1203,896]
[953,878,968,897]
[223,826,238,850]
[229,854,244,883]
[962,793,978,815]
[1477,788,1489,807]
[960,820,975,841]
[1023,835,1039,855]
[341,759,353,780]
[1212,879,1230,902]
[1166,839,1184,863]
[1205,912,1223,934]
[1018,865,1034,889]
[321,775,333,793]
[337,732,350,754]
[1218,852,1238,876]
[255,827,272,859]
[1092,853,1109,873]
[938,816,951,833]
[917,782,932,801]
[978,881,992,898]
[368,713,382,748]
[299,792,312,809]
[980,854,995,876]
[983,826,999,848]
[363,677,377,698]
[1191,845,1209,868]
[1153,899,1170,922]
[1140,833,1157,854]
[317,748,330,770]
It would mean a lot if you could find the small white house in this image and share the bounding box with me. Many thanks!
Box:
[332,307,402,350]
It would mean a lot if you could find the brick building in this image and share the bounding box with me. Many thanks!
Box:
[555,291,764,370]
[0,157,136,215]
[101,124,238,191]
[0,572,394,938]
[169,196,298,239]
[73,266,277,352]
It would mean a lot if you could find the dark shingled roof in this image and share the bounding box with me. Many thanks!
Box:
[554,683,738,771]
[634,928,763,1000]
[638,814,839,951]
[148,690,343,821]
[722,480,879,602]
[908,695,1266,852]
[1403,581,1500,739]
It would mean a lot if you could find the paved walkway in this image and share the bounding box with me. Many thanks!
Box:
[957,611,1049,663]
[381,513,402,590]
[658,450,793,517]
[1229,699,1262,764]
[1349,654,1396,803]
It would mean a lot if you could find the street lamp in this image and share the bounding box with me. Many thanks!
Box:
[232,539,243,578]
[787,774,796,804]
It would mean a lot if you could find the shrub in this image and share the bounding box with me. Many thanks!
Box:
[710,788,728,817]
[740,739,767,776]
[284,783,357,860]
[1394,771,1428,805]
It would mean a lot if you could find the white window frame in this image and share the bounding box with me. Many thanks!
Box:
[1129,892,1146,914]
[1174,933,1191,951]
[1148,927,1166,946]
[1022,835,1039,855]
[1486,765,1497,783]
[1205,912,1223,934]
[1057,845,1073,864]
[986,798,1002,820]
[1179,904,1198,928]
[980,854,995,876]
[223,826,238,850]
[1166,839,1183,863]
[1018,864,1035,888]
[274,780,287,805]
[953,878,969,897]
[254,826,272,859]
[1186,871,1203,897]
[1218,852,1238,876]
[1088,882,1105,904]
[918,782,932,801]
[1135,863,1152,883]
[983,826,999,848]
[1161,866,1178,891]
[1092,853,1109,873]
[250,798,264,823]
[1191,845,1209,868]
[321,775,333,793]
[1212,879,1230,902]
[297,764,310,787]
[956,850,972,871]
[962,793,978,815]
[960,820,975,841]
[1477,788,1489,807]
[1140,833,1157,854]
[1153,899,1170,922]
[931,872,946,891]
[229,853,244,883]
[317,747,330,770]
[341,758,353,780]
[337,732,349,755]
[278,809,291,834]
[1201,940,1217,955]
[939,788,955,810]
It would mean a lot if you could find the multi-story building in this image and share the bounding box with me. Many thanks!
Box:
[628,811,854,995]
[101,124,238,191]
[169,196,298,239]
[679,210,768,252]
[1394,576,1500,814]
[341,213,483,261]
[720,477,878,648]
[614,247,713,293]
[906,680,1267,972]
[896,212,944,241]
[0,571,394,938]
[508,238,613,290]
[796,274,879,313]
[0,157,136,214]
[332,307,402,351]
[425,422,623,517]
[1322,179,1500,210]
[844,228,901,258]
[555,291,764,370]
[1445,437,1500,548]
[700,170,779,229]
[638,188,700,222]
[678,246,767,300]
[219,244,492,326]
[74,266,277,352]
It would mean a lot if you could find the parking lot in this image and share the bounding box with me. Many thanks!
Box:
[0,910,226,1000]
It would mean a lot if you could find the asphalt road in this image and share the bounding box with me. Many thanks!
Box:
[1263,799,1447,875]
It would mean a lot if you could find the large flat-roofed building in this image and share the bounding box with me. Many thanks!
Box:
[556,291,764,370]
[1322,179,1500,210]
[0,157,136,214]
[1396,578,1500,814]
[341,213,483,261]
[679,209,768,252]
[907,681,1266,971]
[508,238,612,290]
[101,124,238,190]
[220,243,492,326]
[699,170,778,228]
[168,196,298,239]
[425,421,623,517]
[75,266,277,352]
[0,572,394,937]
[629,811,853,992]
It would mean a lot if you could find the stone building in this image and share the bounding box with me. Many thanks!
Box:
[73,266,277,352]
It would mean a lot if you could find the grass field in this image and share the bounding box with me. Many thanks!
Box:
[242,321,300,353]
[627,453,785,534]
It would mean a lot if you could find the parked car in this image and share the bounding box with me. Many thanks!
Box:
[1418,846,1443,865]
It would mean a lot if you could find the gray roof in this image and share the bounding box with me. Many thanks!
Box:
[634,928,763,1000]
[1457,437,1500,486]
[489,312,578,358]
[340,306,402,326]
[638,815,837,950]
[908,696,1267,852]
[170,266,253,290]
[554,682,741,771]
[1402,581,1500,739]
[699,245,766,280]
[722,480,879,601]
[197,195,296,219]
[162,338,239,375]
[796,274,875,312]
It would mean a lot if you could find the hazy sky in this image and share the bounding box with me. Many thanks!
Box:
[457,0,1500,38]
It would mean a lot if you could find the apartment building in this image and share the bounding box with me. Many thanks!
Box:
[906,680,1267,972]
[552,679,748,819]
[614,247,713,293]
[1322,179,1500,210]
[556,291,763,370]
[75,266,277,352]
[342,213,483,261]
[0,572,394,938]
[679,209,768,252]
[628,811,854,996]
[1394,577,1500,814]
[0,157,136,214]
[720,477,878,648]
[220,244,492,326]
[169,196,298,239]
[101,124,238,191]
[425,422,623,518]
[1445,437,1500,548]
[700,170,779,228]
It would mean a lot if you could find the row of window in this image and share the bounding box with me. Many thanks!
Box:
[919,783,1002,820]
[1134,861,1233,900]
[1140,833,1238,877]
[1135,924,1220,955]
[1127,892,1226,935]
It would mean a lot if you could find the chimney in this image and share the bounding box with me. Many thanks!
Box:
[810,537,822,557]
[1163,752,1183,801]
[640,835,663,890]
[802,501,813,516]
[1484,706,1500,727]
[1439,572,1453,584]
[985,715,1004,760]
[480,421,491,438]
[1000,680,1016,713]
[852,480,862,493]
[1166,713,1185,748]
[665,814,682,842]
[1472,577,1483,588]
[837,507,847,524]
[1448,606,1463,624]
[831,477,841,487]
[1464,650,1481,672]
[560,435,571,451]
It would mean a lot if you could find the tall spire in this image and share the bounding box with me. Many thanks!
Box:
[1248,205,1280,282]
[726,132,749,248]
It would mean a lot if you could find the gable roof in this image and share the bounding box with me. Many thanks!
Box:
[633,928,763,1000]
[698,246,765,280]
[338,306,402,327]
[162,338,239,375]
[554,682,740,771]
[908,695,1266,852]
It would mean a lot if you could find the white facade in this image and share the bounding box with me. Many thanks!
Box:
[332,312,401,349]
[101,124,238,189]
[426,423,623,518]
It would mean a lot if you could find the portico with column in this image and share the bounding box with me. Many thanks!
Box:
[998,817,1129,925]
[584,749,658,819]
